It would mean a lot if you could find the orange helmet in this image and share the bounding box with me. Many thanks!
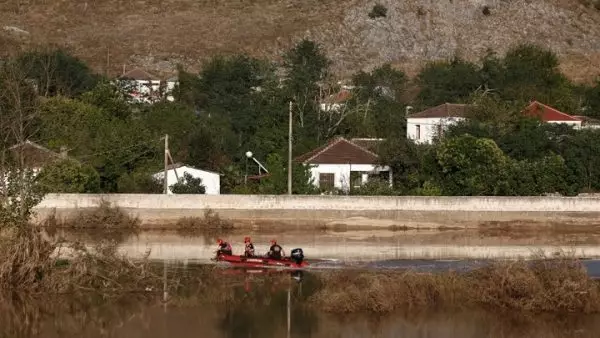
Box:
[244,236,251,243]
[217,239,223,245]
[270,239,277,245]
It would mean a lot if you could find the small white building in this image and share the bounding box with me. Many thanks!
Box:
[295,137,392,192]
[406,103,471,144]
[319,87,352,113]
[118,68,162,103]
[152,163,221,195]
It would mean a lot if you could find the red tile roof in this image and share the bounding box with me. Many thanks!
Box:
[322,89,352,104]
[294,137,379,165]
[408,103,473,118]
[350,138,385,152]
[523,101,581,122]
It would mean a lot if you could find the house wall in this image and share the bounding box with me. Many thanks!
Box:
[406,117,465,144]
[308,164,391,191]
[153,167,220,195]
[547,120,582,128]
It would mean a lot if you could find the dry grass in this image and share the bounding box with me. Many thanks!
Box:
[175,209,234,235]
[61,200,140,230]
[0,228,162,293]
[2,0,600,82]
[310,259,600,314]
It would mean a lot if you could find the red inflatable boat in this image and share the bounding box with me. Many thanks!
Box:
[213,248,308,269]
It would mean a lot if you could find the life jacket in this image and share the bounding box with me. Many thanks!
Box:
[220,242,232,251]
[245,243,255,255]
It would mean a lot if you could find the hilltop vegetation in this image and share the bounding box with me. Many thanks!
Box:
[2,39,600,196]
[3,0,600,82]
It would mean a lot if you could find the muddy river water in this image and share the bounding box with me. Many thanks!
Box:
[13,227,600,337]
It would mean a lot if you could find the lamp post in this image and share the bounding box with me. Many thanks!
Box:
[244,151,253,186]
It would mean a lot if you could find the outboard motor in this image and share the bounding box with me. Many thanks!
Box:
[290,248,304,265]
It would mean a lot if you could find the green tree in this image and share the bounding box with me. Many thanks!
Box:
[170,172,206,194]
[378,137,424,193]
[493,44,578,112]
[507,155,568,196]
[255,153,316,194]
[36,159,100,193]
[345,64,407,138]
[283,39,330,148]
[117,171,163,193]
[350,178,396,195]
[416,58,482,107]
[557,129,600,194]
[435,135,510,195]
[81,81,134,119]
[17,49,99,97]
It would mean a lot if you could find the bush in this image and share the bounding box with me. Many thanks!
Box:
[170,172,206,194]
[176,209,234,235]
[368,4,388,19]
[36,159,100,193]
[57,200,140,231]
[310,258,600,314]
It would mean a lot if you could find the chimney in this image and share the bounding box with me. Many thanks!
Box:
[405,106,413,116]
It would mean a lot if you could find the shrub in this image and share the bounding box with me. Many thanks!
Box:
[368,4,388,19]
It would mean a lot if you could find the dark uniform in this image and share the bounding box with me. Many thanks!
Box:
[268,243,283,260]
[217,240,232,255]
[244,242,255,257]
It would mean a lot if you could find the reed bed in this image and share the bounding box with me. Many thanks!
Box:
[310,259,600,314]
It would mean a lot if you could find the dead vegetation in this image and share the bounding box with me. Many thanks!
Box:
[175,209,234,236]
[56,200,140,231]
[310,259,600,314]
[0,228,162,293]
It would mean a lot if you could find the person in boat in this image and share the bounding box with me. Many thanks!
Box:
[267,239,285,260]
[216,239,232,256]
[244,236,255,257]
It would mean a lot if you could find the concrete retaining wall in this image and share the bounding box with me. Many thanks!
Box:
[32,194,600,228]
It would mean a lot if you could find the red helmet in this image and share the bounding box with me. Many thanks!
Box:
[270,239,277,245]
[244,237,251,243]
[217,239,223,245]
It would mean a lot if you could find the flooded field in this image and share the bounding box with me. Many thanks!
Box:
[2,266,600,338]
[9,225,596,337]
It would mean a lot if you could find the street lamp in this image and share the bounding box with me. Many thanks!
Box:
[244,151,253,186]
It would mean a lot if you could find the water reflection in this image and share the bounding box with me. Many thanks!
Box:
[0,266,597,338]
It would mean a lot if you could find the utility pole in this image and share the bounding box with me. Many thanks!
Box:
[288,101,293,195]
[164,134,169,194]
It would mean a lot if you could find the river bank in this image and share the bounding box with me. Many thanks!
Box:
[33,193,600,229]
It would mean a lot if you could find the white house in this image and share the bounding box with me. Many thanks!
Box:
[118,68,179,104]
[118,68,162,103]
[295,137,392,192]
[152,163,221,195]
[319,86,353,113]
[406,103,472,144]
[165,76,178,102]
[406,101,593,144]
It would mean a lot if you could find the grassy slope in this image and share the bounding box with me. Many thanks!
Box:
[2,0,600,81]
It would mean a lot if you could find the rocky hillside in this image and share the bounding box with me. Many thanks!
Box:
[2,0,600,82]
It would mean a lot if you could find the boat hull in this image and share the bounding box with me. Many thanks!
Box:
[214,254,309,269]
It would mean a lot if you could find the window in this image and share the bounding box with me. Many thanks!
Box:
[416,124,421,139]
[351,171,363,188]
[319,173,335,190]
